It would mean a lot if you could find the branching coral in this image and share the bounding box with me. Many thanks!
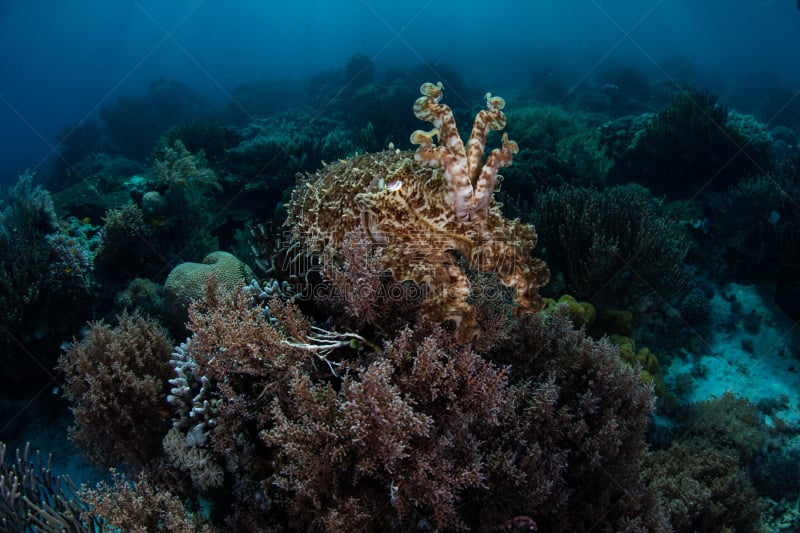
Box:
[1,442,99,532]
[530,183,689,309]
[478,307,667,532]
[155,278,664,531]
[149,140,221,261]
[287,82,548,341]
[153,140,220,192]
[58,312,174,467]
[642,438,764,532]
[82,469,214,532]
[262,320,508,531]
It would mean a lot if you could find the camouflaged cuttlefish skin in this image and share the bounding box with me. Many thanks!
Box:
[286,82,549,342]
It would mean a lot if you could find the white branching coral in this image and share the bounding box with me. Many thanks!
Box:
[164,340,223,490]
[167,339,216,445]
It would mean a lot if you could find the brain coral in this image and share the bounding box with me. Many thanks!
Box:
[164,251,254,328]
[287,82,548,341]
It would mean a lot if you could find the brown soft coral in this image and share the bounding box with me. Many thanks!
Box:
[262,320,507,530]
[286,82,548,342]
[147,278,665,530]
[58,312,173,467]
[642,438,764,532]
[82,469,215,533]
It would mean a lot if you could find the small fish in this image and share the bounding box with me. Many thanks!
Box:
[768,210,780,224]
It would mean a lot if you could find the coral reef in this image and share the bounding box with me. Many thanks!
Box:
[58,312,174,467]
[144,140,221,263]
[683,392,770,464]
[611,335,666,396]
[0,173,56,344]
[530,183,690,310]
[153,140,220,192]
[717,170,799,286]
[93,202,158,282]
[100,77,212,160]
[81,469,213,532]
[504,104,610,190]
[287,82,548,341]
[263,320,507,530]
[484,308,667,532]
[643,438,764,532]
[1,172,93,386]
[594,64,652,114]
[541,294,597,330]
[606,89,771,198]
[16,65,794,531]
[115,277,164,319]
[140,279,663,530]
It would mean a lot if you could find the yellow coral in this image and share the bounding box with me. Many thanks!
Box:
[164,251,254,328]
[610,335,665,395]
[287,83,548,341]
[543,294,596,330]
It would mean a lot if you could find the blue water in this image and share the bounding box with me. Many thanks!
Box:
[1,0,799,182]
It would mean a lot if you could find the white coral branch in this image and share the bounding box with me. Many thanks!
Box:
[281,326,371,376]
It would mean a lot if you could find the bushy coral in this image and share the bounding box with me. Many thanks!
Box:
[58,312,174,467]
[1,172,93,387]
[153,279,666,531]
[0,171,58,235]
[263,320,507,530]
[0,178,52,339]
[677,287,712,328]
[684,392,769,463]
[482,308,667,532]
[153,140,220,192]
[643,438,764,532]
[715,169,800,289]
[530,183,690,310]
[606,89,772,198]
[94,202,158,282]
[150,140,220,261]
[81,469,213,532]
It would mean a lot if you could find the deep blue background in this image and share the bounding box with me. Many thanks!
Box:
[1,0,799,184]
